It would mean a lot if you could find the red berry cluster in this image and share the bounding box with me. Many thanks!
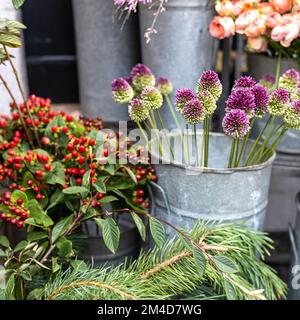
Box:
[0,130,22,152]
[83,192,105,208]
[132,188,150,209]
[0,191,29,228]
[79,116,103,132]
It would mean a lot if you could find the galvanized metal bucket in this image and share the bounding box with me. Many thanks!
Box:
[248,53,300,154]
[150,132,275,237]
[72,0,140,123]
[139,0,217,130]
[288,192,300,300]
[78,214,142,267]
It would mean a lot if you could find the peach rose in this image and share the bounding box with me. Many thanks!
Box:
[209,16,235,39]
[215,1,234,17]
[270,0,292,14]
[247,36,268,52]
[258,3,275,15]
[266,12,282,28]
[271,17,300,47]
[235,9,260,34]
[245,15,267,37]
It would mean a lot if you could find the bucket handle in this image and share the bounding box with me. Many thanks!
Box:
[148,181,171,216]
[288,192,300,265]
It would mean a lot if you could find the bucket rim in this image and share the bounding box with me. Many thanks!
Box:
[151,131,276,174]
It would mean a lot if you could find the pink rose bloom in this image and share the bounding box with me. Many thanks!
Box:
[232,1,244,16]
[266,12,282,28]
[258,3,275,15]
[235,9,260,34]
[247,36,268,52]
[245,15,267,37]
[209,16,235,39]
[215,1,234,17]
[271,17,300,47]
[270,0,292,14]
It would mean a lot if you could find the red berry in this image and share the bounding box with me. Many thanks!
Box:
[27,180,33,186]
[80,137,87,144]
[103,149,109,157]
[62,126,69,134]
[14,156,22,163]
[51,125,58,133]
[37,110,45,118]
[71,151,78,159]
[17,198,23,205]
[67,144,75,151]
[11,218,17,225]
[43,118,50,124]
[136,189,144,197]
[96,193,105,200]
[88,139,95,146]
[33,186,40,193]
[71,168,79,175]
[3,200,10,206]
[14,163,22,170]
[37,153,44,162]
[66,115,73,122]
[78,145,86,153]
[42,155,49,163]
[44,164,51,171]
[12,113,19,120]
[25,118,32,125]
[24,155,31,162]
[0,213,7,220]
[36,193,43,201]
[17,220,24,228]
[4,192,11,200]
[42,137,50,145]
[79,168,86,176]
[74,138,80,145]
[137,198,144,205]
[76,178,82,185]
[33,119,40,126]
[136,174,142,181]
[35,170,43,178]
[77,156,86,165]
[21,212,28,219]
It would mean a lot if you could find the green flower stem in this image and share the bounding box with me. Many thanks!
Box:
[234,138,240,167]
[148,115,164,157]
[186,124,190,165]
[194,124,199,167]
[150,110,158,129]
[236,117,256,167]
[275,51,282,89]
[156,110,175,160]
[137,121,150,148]
[228,139,236,169]
[204,117,211,167]
[255,126,287,165]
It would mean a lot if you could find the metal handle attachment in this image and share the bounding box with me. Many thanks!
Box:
[289,192,300,265]
[148,181,171,216]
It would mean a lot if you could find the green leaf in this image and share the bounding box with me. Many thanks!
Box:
[212,255,239,274]
[106,176,136,191]
[0,235,10,248]
[63,186,89,195]
[103,164,115,175]
[52,257,61,273]
[100,195,119,204]
[83,207,98,221]
[0,248,7,257]
[111,189,141,211]
[0,33,21,48]
[93,180,106,194]
[82,170,91,188]
[11,190,28,204]
[27,232,47,242]
[5,274,15,300]
[51,215,74,243]
[26,288,43,300]
[122,166,137,184]
[12,0,26,9]
[94,217,120,254]
[224,281,237,300]
[56,237,73,258]
[13,240,28,252]
[47,189,65,211]
[46,162,66,186]
[149,217,166,249]
[27,199,54,229]
[131,212,146,241]
[20,270,32,281]
[70,260,88,272]
[193,248,206,276]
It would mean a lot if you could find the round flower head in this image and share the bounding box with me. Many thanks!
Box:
[284,100,300,129]
[156,77,173,95]
[291,86,300,101]
[128,98,149,122]
[182,98,205,125]
[226,88,255,117]
[141,86,163,110]
[279,69,300,93]
[222,109,250,139]
[259,74,275,92]
[130,63,155,93]
[233,76,256,90]
[268,88,290,116]
[112,78,134,104]
[251,84,269,117]
[196,70,222,101]
[198,90,217,116]
[175,88,195,114]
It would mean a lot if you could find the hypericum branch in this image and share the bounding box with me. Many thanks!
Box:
[3,45,41,147]
[0,73,34,148]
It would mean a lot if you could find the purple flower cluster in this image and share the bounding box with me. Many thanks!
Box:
[128,98,149,122]
[156,77,173,95]
[175,89,195,114]
[131,63,155,92]
[233,76,256,90]
[268,88,290,115]
[222,109,250,139]
[182,98,205,125]
[251,84,269,117]
[226,88,256,116]
[112,78,134,104]
[284,100,300,129]
[279,68,300,93]
[196,70,222,101]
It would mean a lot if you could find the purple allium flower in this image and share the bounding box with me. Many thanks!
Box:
[112,78,134,104]
[284,100,300,129]
[196,70,222,101]
[156,77,173,95]
[141,86,163,110]
[233,76,256,90]
[175,88,195,114]
[182,98,205,125]
[198,90,217,116]
[130,63,155,92]
[279,68,300,93]
[268,88,290,116]
[222,109,250,138]
[128,98,149,122]
[251,84,269,117]
[226,88,255,117]
[259,74,275,92]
